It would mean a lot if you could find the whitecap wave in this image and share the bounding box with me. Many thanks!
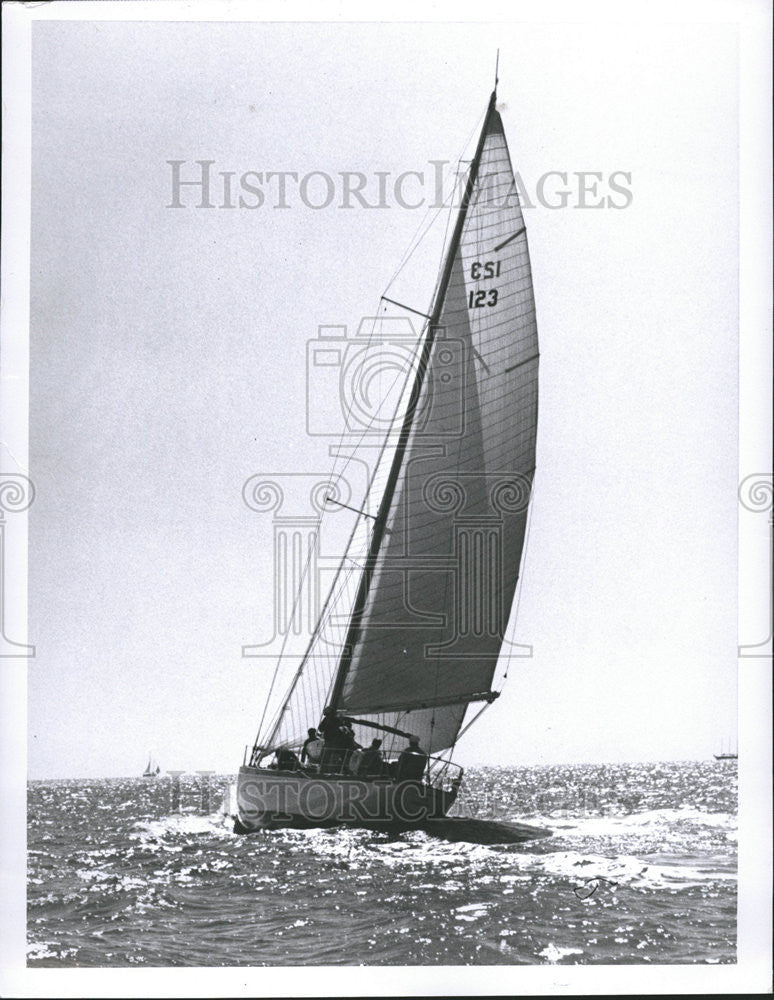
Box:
[539,943,584,963]
[131,811,236,846]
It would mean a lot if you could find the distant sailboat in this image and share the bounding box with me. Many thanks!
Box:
[142,753,161,777]
[713,737,737,760]
[236,71,544,836]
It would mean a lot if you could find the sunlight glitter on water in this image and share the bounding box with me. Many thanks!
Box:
[28,761,737,966]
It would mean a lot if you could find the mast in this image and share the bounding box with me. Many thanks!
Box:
[327,88,500,715]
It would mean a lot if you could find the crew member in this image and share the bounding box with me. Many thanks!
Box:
[318,707,355,774]
[275,747,301,771]
[300,727,322,767]
[396,736,427,781]
[357,738,385,779]
[317,707,344,742]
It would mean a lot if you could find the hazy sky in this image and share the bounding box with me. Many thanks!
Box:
[21,15,745,778]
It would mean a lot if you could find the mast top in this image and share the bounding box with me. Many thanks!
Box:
[494,48,499,94]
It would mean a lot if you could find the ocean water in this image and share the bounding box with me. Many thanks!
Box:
[27,761,736,966]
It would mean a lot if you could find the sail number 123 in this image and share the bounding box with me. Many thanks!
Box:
[468,260,500,309]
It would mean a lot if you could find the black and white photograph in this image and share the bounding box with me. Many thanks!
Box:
[1,0,771,995]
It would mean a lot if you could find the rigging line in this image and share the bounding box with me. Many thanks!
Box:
[305,555,362,706]
[264,392,403,746]
[250,494,329,747]
[429,170,492,750]
[325,116,485,495]
[286,455,395,709]
[324,332,425,507]
[428,140,481,313]
[391,191,459,291]
[314,316,409,528]
[263,517,366,747]
[434,170,459,300]
[454,698,495,745]
[364,179,466,520]
[382,195,453,297]
[438,108,486,234]
[382,177,453,294]
[383,109,485,297]
[301,657,316,733]
[447,147,518,756]
[381,172,461,295]
[323,313,381,483]
[256,430,381,749]
[323,313,409,493]
[324,496,377,520]
[256,509,348,750]
[322,310,426,491]
[316,644,330,707]
[272,105,499,745]
[379,296,432,320]
[315,667,327,723]
[327,91,500,717]
[496,467,537,693]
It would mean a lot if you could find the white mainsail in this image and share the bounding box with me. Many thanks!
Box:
[257,92,538,759]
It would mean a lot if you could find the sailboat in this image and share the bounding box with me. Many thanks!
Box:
[237,74,540,833]
[714,738,738,760]
[142,753,161,777]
